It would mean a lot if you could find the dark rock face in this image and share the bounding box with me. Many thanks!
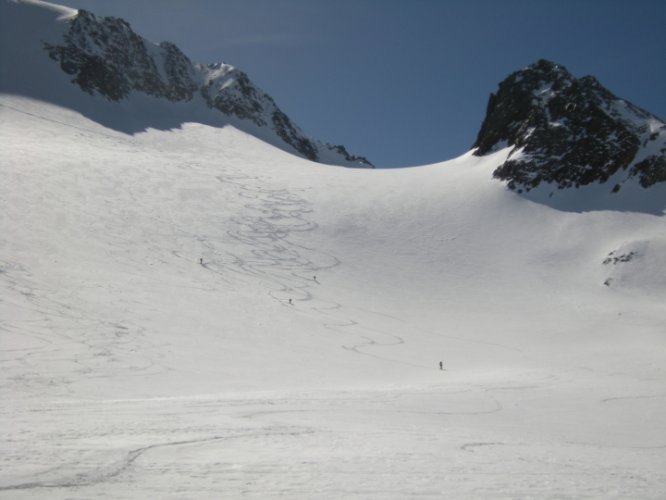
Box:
[199,66,372,167]
[632,156,666,188]
[326,144,372,168]
[473,59,666,192]
[160,41,200,102]
[45,10,198,102]
[43,9,372,168]
[272,109,318,161]
[202,68,267,127]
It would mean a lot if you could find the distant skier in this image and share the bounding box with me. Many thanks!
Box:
[199,258,204,265]
[439,361,443,371]
[288,298,293,305]
[313,275,318,283]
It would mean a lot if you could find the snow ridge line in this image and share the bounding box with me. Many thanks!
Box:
[0,102,122,140]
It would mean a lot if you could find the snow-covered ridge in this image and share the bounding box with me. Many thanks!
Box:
[473,59,666,193]
[2,0,373,168]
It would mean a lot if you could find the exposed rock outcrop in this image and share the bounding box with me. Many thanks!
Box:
[44,9,372,167]
[473,59,665,192]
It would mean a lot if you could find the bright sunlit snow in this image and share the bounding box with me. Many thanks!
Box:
[1,2,666,499]
[3,92,666,498]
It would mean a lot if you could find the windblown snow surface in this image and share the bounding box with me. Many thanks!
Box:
[2,3,666,500]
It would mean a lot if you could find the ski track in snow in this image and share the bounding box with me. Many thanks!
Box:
[0,426,315,493]
[2,394,664,498]
[0,264,170,398]
[212,172,428,369]
[209,170,529,372]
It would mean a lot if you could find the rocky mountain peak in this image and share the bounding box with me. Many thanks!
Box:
[45,9,199,102]
[473,59,666,193]
[41,7,372,168]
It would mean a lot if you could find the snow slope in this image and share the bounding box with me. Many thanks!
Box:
[2,2,666,499]
[2,93,666,498]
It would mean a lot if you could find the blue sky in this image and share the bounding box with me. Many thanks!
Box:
[62,0,666,167]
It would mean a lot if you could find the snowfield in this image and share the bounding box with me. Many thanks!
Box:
[1,1,666,498]
[2,94,665,499]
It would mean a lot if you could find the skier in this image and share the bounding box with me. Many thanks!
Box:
[439,361,443,371]
[288,298,293,305]
[199,258,204,265]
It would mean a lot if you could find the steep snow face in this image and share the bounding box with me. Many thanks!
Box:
[473,59,666,195]
[0,0,372,168]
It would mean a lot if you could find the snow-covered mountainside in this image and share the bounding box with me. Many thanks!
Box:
[4,95,666,499]
[2,1,666,499]
[0,0,372,168]
[473,59,666,193]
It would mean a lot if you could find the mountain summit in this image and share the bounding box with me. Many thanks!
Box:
[473,59,666,193]
[0,0,372,168]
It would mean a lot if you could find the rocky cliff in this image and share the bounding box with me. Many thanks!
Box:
[473,59,665,193]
